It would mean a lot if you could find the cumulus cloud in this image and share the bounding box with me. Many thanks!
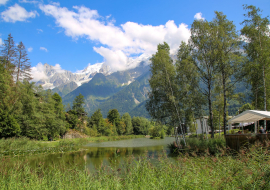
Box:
[40,47,48,52]
[28,47,33,52]
[53,63,65,73]
[0,38,3,45]
[39,3,191,71]
[1,4,38,22]
[0,0,9,5]
[94,47,128,72]
[194,12,205,20]
[31,62,48,82]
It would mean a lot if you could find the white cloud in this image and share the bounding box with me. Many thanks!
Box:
[1,4,38,23]
[53,63,65,73]
[39,3,191,71]
[40,47,48,52]
[194,12,205,20]
[0,38,3,45]
[0,0,9,5]
[31,62,48,82]
[28,47,33,52]
[37,28,43,33]
[19,0,39,4]
[94,47,128,72]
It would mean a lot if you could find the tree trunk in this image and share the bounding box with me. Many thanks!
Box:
[222,70,227,136]
[208,83,214,138]
[263,65,267,129]
[200,117,204,137]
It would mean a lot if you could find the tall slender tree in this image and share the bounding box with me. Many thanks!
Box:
[146,42,186,144]
[189,18,219,138]
[15,41,32,83]
[1,34,16,71]
[241,5,270,129]
[213,11,244,135]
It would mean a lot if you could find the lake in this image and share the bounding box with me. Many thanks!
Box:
[23,137,176,170]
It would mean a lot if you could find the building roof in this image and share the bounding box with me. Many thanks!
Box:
[228,110,270,124]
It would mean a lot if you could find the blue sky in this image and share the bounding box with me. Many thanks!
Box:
[0,0,269,81]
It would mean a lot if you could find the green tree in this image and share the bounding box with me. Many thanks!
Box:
[1,33,16,71]
[241,5,270,129]
[107,109,121,135]
[15,41,32,83]
[88,109,105,135]
[189,15,220,138]
[72,93,85,115]
[213,11,244,135]
[121,113,133,135]
[0,58,21,138]
[132,117,150,135]
[146,42,185,141]
[0,59,21,138]
[176,42,205,135]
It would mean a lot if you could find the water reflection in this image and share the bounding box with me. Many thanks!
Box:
[24,137,175,170]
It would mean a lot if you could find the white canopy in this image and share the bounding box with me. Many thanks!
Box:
[228,110,270,124]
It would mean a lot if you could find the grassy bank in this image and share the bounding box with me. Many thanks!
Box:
[0,135,145,157]
[168,136,227,155]
[1,143,269,189]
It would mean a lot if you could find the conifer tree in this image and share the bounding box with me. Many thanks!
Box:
[15,41,32,83]
[88,109,105,135]
[0,59,21,137]
[1,34,16,71]
[72,93,85,115]
[107,109,121,135]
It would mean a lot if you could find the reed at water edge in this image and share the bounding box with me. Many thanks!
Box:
[1,141,270,189]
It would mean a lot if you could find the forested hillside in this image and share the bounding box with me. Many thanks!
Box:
[96,70,151,116]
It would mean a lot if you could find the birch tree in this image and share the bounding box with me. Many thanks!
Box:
[189,18,218,138]
[241,5,270,129]
[213,11,244,135]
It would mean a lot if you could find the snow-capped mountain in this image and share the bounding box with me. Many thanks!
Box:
[35,63,110,89]
[35,54,151,90]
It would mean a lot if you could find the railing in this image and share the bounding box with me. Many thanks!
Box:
[225,134,270,152]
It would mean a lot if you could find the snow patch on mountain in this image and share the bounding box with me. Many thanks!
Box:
[33,53,152,90]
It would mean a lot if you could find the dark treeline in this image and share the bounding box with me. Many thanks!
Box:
[0,34,166,139]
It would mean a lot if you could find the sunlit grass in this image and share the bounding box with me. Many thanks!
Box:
[0,142,269,189]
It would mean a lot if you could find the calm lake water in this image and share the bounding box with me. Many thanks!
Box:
[23,137,176,170]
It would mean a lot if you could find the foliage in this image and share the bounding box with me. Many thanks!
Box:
[121,113,133,135]
[241,5,270,128]
[15,41,32,83]
[88,109,104,135]
[132,117,151,135]
[107,109,122,135]
[72,93,85,115]
[1,143,270,189]
[0,35,68,140]
[238,103,254,114]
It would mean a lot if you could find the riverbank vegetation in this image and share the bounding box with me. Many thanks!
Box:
[1,142,269,189]
[168,136,226,155]
[0,135,145,157]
